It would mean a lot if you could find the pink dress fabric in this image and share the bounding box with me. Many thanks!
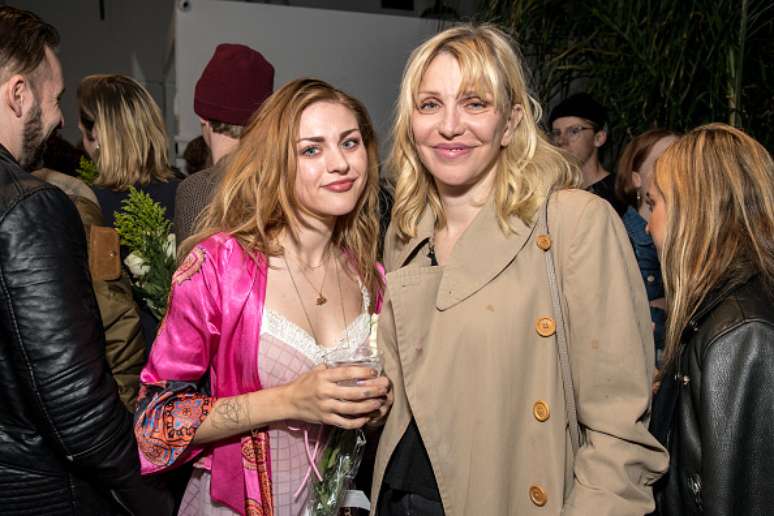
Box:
[135,232,382,516]
[179,289,372,516]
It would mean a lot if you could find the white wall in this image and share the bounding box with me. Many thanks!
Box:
[175,0,445,158]
[8,0,454,162]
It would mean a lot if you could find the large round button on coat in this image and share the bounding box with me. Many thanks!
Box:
[536,234,552,251]
[536,316,556,337]
[533,400,550,422]
[529,484,548,506]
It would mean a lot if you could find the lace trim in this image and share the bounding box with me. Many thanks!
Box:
[261,283,372,364]
[359,280,371,313]
[262,310,370,364]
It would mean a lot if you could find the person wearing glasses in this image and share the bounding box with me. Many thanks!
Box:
[548,93,626,216]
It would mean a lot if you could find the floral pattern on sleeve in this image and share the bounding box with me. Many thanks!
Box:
[173,247,206,285]
[134,379,214,468]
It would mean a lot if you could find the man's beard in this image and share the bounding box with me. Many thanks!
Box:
[19,103,47,171]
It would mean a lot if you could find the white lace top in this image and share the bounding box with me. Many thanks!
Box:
[260,285,371,364]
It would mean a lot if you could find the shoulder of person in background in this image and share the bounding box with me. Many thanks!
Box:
[587,173,627,217]
[174,163,222,245]
[32,167,99,207]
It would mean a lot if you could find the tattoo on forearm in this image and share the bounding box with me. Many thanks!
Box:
[211,398,247,430]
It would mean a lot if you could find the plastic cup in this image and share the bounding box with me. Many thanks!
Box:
[323,346,382,386]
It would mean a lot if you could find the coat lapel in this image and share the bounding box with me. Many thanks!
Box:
[387,265,444,359]
[386,200,538,357]
[436,200,537,310]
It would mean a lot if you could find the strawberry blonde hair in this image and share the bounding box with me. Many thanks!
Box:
[182,78,382,305]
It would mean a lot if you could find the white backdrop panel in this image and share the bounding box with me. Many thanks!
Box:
[175,0,443,157]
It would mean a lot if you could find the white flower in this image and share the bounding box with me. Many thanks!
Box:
[368,313,379,352]
[165,233,176,259]
[124,251,150,278]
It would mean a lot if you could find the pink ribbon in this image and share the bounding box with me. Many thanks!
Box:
[288,423,324,500]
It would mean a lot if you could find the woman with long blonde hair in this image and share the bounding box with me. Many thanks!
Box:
[135,79,391,515]
[77,74,178,228]
[647,123,774,515]
[370,24,667,515]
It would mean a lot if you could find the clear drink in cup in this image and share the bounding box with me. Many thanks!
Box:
[323,345,382,386]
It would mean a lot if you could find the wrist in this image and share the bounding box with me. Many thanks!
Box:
[274,383,297,421]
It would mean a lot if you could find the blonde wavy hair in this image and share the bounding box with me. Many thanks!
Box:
[390,24,579,240]
[655,123,774,371]
[182,78,382,305]
[78,74,173,190]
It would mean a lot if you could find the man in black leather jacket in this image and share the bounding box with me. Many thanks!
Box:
[0,7,172,515]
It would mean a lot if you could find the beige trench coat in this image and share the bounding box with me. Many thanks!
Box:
[371,189,669,516]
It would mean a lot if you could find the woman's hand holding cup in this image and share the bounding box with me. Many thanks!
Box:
[285,363,389,430]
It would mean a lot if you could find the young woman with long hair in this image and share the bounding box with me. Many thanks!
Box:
[134,79,391,516]
[615,129,679,368]
[370,24,667,515]
[647,123,774,515]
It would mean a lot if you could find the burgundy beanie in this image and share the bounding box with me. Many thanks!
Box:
[194,43,275,126]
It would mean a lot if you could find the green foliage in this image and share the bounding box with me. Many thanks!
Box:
[309,428,366,515]
[113,187,176,320]
[76,156,99,185]
[478,0,774,155]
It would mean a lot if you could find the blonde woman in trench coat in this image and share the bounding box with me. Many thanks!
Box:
[369,25,669,516]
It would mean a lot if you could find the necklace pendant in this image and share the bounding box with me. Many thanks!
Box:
[316,294,327,306]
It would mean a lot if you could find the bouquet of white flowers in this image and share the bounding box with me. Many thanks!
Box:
[309,314,381,515]
[113,187,176,320]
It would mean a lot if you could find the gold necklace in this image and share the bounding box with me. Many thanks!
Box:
[334,256,350,347]
[287,251,329,305]
[282,253,348,347]
[283,253,321,343]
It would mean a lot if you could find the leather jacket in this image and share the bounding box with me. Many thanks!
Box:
[651,273,774,516]
[0,145,172,515]
[32,169,147,412]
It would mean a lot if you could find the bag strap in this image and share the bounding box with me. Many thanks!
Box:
[539,193,581,456]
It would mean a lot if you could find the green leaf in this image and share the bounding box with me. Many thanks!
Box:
[477,0,774,153]
[76,157,99,185]
[114,186,175,319]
